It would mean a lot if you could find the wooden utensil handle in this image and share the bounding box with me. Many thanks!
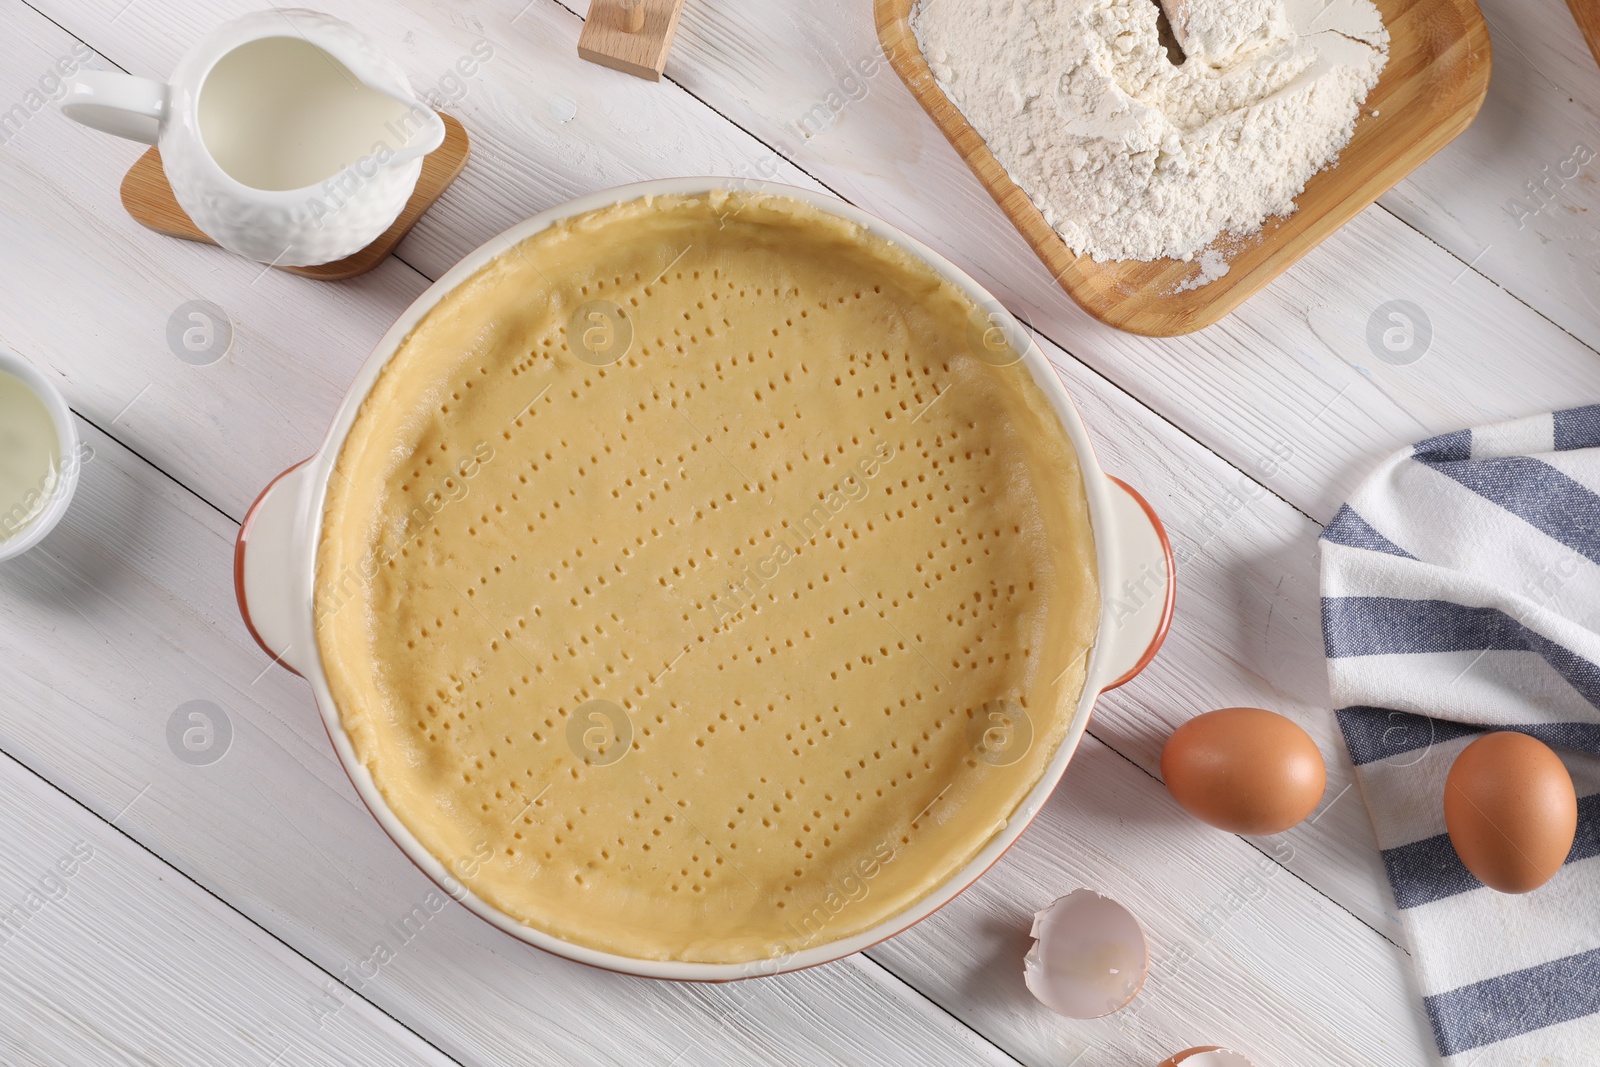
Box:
[577,0,687,80]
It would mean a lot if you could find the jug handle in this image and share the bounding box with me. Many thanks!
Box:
[386,108,447,166]
[62,71,169,145]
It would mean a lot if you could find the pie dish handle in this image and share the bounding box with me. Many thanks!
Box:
[235,461,316,678]
[1096,476,1175,691]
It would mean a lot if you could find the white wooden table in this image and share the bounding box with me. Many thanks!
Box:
[1,0,1596,1063]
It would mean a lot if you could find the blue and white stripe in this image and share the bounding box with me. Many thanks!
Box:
[1321,406,1600,1065]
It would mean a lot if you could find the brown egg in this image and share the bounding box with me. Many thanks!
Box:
[1444,732,1577,894]
[1161,707,1327,834]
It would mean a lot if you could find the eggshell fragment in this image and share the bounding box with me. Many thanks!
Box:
[1161,707,1326,834]
[1158,1049,1254,1067]
[1444,731,1577,894]
[1024,889,1148,1018]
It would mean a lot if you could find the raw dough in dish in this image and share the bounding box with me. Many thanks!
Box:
[315,192,1100,963]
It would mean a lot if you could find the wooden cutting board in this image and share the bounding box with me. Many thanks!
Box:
[875,0,1493,337]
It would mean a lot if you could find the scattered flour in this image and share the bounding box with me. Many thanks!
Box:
[1174,247,1231,291]
[912,0,1389,264]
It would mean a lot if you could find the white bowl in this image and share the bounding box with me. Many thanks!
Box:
[0,350,80,563]
[233,178,1176,980]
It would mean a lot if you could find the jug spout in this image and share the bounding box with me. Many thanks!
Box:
[287,7,449,166]
[378,104,446,166]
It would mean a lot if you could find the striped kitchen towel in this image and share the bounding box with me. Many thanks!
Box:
[1320,405,1600,1065]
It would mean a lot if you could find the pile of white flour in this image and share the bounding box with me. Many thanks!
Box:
[912,0,1389,263]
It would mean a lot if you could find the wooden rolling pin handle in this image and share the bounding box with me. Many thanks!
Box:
[617,0,646,33]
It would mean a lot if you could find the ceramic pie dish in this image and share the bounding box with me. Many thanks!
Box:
[234,177,1175,980]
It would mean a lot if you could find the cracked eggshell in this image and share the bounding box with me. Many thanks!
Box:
[1023,889,1148,1018]
[1159,1048,1255,1067]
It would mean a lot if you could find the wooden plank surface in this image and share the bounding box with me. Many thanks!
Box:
[1379,0,1600,351]
[0,676,457,1066]
[2,0,1596,1063]
[869,734,1435,1066]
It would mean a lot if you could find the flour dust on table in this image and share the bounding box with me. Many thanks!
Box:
[912,0,1389,263]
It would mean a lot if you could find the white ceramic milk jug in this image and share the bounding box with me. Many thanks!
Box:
[63,10,446,267]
